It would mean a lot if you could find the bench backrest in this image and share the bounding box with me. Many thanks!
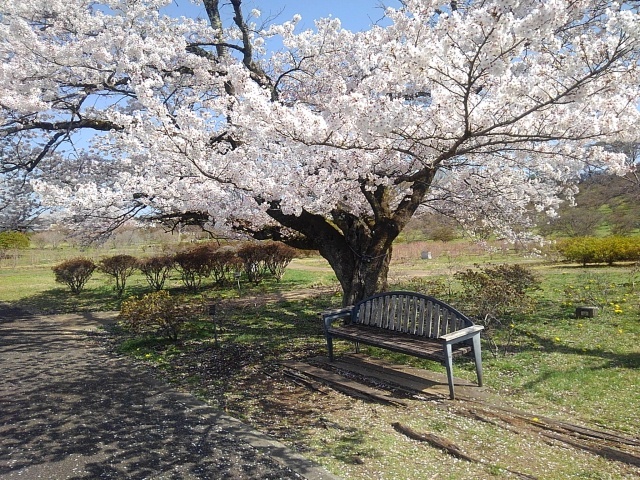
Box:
[351,291,473,339]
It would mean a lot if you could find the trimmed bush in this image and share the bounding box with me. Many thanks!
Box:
[262,242,297,281]
[99,254,138,297]
[52,257,96,294]
[173,244,215,291]
[558,237,599,266]
[119,290,202,341]
[138,255,175,291]
[237,243,269,284]
[209,247,241,286]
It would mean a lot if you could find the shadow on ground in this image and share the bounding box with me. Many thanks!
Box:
[0,307,332,479]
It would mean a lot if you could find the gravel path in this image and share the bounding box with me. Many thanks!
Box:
[0,306,338,480]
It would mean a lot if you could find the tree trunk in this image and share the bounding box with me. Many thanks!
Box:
[264,174,435,305]
[316,218,396,306]
[331,242,392,307]
[265,205,401,306]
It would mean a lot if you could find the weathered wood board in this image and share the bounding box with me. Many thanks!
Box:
[281,360,408,407]
[309,353,487,400]
[281,354,640,467]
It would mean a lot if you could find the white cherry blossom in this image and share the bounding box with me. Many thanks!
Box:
[1,0,639,302]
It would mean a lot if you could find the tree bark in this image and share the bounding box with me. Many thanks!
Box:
[264,206,392,306]
[265,173,435,305]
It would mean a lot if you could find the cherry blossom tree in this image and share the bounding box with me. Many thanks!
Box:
[0,171,43,231]
[2,0,640,304]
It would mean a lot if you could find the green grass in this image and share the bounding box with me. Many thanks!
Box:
[0,256,337,313]
[0,266,58,302]
[485,266,640,434]
[1,248,639,478]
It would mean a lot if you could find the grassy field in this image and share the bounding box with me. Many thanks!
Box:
[1,244,639,479]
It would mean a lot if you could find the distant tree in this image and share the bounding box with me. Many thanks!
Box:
[408,214,459,242]
[31,228,69,249]
[52,258,96,294]
[539,207,604,238]
[609,208,638,236]
[99,254,138,297]
[0,230,30,266]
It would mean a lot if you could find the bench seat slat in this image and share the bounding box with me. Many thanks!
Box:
[326,325,472,360]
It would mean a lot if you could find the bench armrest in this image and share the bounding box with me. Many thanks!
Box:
[319,306,353,331]
[438,325,484,344]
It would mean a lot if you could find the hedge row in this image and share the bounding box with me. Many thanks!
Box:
[0,231,30,252]
[558,236,640,266]
[52,241,298,295]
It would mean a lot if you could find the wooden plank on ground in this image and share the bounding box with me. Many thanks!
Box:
[281,360,408,407]
[328,358,448,398]
[309,353,486,400]
[299,355,640,466]
[391,422,478,462]
[452,403,640,467]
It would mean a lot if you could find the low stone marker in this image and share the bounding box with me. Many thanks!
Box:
[575,306,598,318]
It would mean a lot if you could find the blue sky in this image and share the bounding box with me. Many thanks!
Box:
[164,0,401,32]
[65,1,401,152]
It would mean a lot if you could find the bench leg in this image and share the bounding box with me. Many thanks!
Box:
[443,343,456,400]
[327,336,334,362]
[472,333,483,387]
[355,341,360,354]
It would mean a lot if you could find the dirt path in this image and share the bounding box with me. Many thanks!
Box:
[0,306,337,480]
[222,285,338,308]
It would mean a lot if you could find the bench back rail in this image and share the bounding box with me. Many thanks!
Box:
[353,291,473,339]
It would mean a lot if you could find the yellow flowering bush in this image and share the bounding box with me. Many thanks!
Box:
[119,290,204,341]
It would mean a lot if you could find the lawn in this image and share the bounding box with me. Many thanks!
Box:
[1,246,638,479]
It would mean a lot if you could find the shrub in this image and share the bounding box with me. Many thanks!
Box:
[394,276,451,300]
[262,242,297,281]
[0,231,30,250]
[559,236,640,266]
[209,247,241,286]
[557,237,599,266]
[455,263,540,318]
[608,236,640,264]
[138,255,175,291]
[52,257,96,294]
[455,264,541,357]
[173,244,215,291]
[119,290,202,341]
[237,242,269,284]
[99,254,138,297]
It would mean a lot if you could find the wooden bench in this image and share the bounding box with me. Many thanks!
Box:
[321,291,484,400]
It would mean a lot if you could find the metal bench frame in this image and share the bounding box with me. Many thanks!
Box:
[321,291,484,399]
